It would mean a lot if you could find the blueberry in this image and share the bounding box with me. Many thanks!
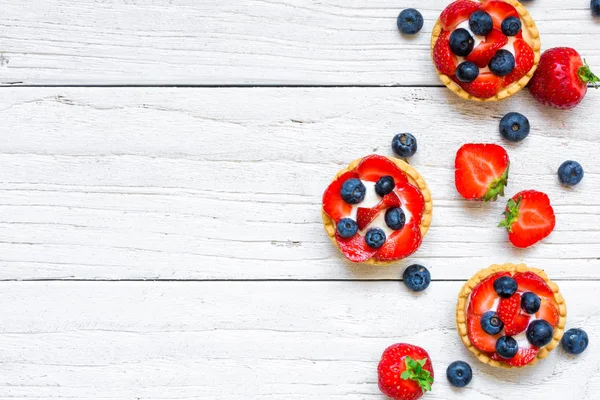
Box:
[493,276,517,298]
[593,0,600,17]
[391,133,418,158]
[480,311,504,335]
[526,320,554,347]
[489,49,515,76]
[521,292,541,314]
[558,160,584,186]
[456,61,480,83]
[397,8,424,35]
[496,336,519,359]
[501,16,522,36]
[561,328,589,355]
[375,176,395,197]
[385,207,406,230]
[365,228,386,249]
[340,178,366,204]
[403,264,431,292]
[446,361,473,388]
[469,10,493,36]
[336,218,358,238]
[499,112,530,142]
[450,28,475,57]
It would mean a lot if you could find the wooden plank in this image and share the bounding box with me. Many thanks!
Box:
[0,280,596,399]
[0,0,599,85]
[0,87,598,280]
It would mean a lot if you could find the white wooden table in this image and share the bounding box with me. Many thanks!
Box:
[1,1,599,399]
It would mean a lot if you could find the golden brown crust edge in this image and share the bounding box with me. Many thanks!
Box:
[430,0,541,102]
[321,157,433,266]
[456,263,567,368]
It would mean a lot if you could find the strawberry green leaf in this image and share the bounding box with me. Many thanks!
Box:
[498,196,521,232]
[483,163,509,202]
[579,59,600,89]
[402,356,434,393]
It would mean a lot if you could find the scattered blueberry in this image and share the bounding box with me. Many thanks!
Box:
[592,0,600,17]
[456,61,480,83]
[385,207,406,230]
[403,264,431,292]
[501,16,522,36]
[397,8,424,35]
[561,328,589,355]
[496,336,519,359]
[446,361,473,388]
[375,175,395,197]
[340,178,366,204]
[392,133,418,158]
[365,228,386,249]
[450,28,475,57]
[489,49,516,76]
[469,10,493,36]
[558,160,584,186]
[493,276,518,298]
[480,311,504,335]
[336,218,358,238]
[520,292,541,314]
[499,112,530,142]
[526,320,554,347]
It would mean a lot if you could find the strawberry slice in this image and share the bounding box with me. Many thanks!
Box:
[440,0,481,30]
[492,346,539,367]
[468,314,501,353]
[537,298,559,327]
[514,271,555,299]
[498,294,530,336]
[462,72,504,99]
[356,192,401,231]
[372,218,422,261]
[356,154,408,185]
[466,29,508,68]
[454,143,509,201]
[482,0,519,30]
[322,170,360,222]
[433,30,457,76]
[499,190,556,248]
[394,181,425,222]
[504,38,535,85]
[334,231,379,263]
[468,272,511,316]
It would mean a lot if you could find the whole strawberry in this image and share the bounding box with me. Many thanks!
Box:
[377,343,434,400]
[528,47,599,109]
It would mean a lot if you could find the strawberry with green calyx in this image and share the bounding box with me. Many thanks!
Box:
[455,143,510,201]
[378,343,434,400]
[499,190,555,248]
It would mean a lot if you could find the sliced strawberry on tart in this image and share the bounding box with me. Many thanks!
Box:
[456,264,566,368]
[322,155,432,265]
[431,0,541,101]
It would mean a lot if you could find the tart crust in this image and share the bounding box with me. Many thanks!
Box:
[456,263,567,368]
[430,0,541,102]
[321,156,432,266]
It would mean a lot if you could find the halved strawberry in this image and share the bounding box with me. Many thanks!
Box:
[322,170,359,222]
[514,271,555,299]
[498,294,530,336]
[455,143,509,201]
[468,272,511,316]
[433,30,457,76]
[335,231,379,263]
[491,346,539,367]
[468,314,501,353]
[499,190,556,248]
[504,38,535,85]
[482,0,519,30]
[440,0,481,30]
[356,154,408,184]
[466,29,508,68]
[462,72,504,99]
[373,218,422,261]
[537,298,559,327]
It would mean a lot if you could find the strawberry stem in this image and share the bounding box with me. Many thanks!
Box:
[579,59,600,88]
[498,196,521,232]
[483,164,509,202]
[400,356,434,393]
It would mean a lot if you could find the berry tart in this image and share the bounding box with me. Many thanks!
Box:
[322,155,432,265]
[456,264,566,368]
[431,0,541,101]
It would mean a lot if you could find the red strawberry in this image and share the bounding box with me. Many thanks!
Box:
[529,47,599,109]
[504,38,535,85]
[433,30,457,76]
[356,154,408,184]
[462,72,504,99]
[440,0,481,30]
[497,294,530,336]
[468,272,510,316]
[492,346,539,367]
[481,0,519,29]
[373,217,422,261]
[537,298,559,327]
[357,192,401,230]
[468,313,501,353]
[377,343,434,400]
[466,29,508,68]
[334,231,378,263]
[499,190,556,248]
[454,143,509,201]
[514,271,555,299]
[322,170,359,222]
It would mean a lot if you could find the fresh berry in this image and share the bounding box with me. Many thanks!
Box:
[469,272,510,316]
[336,218,358,238]
[468,314,501,352]
[377,343,434,400]
[397,8,424,35]
[461,72,504,98]
[356,154,409,185]
[558,160,584,186]
[592,0,600,17]
[440,0,481,31]
[494,276,517,298]
[561,328,589,355]
[491,346,539,367]
[489,49,515,77]
[529,47,599,109]
[357,192,401,230]
[454,143,509,201]
[501,16,521,36]
[375,176,396,196]
[521,292,541,314]
[469,10,493,36]
[496,336,519,359]
[385,207,406,230]
[450,28,475,57]
[466,28,508,68]
[499,190,556,248]
[537,298,560,327]
[504,38,535,85]
[433,30,458,76]
[323,170,359,221]
[403,264,431,292]
[456,61,479,83]
[497,293,529,335]
[365,228,386,249]
[446,361,472,388]
[482,0,519,29]
[499,112,529,142]
[392,133,418,158]
[340,178,366,204]
[480,311,504,335]
[334,232,379,263]
[526,320,554,347]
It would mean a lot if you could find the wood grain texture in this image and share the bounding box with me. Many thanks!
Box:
[0,87,598,280]
[0,0,599,85]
